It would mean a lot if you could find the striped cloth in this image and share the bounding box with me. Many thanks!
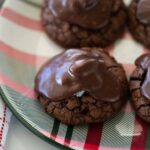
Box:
[0,1,12,150]
[0,0,150,150]
[0,98,11,150]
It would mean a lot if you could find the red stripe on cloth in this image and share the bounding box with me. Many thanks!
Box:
[123,64,135,76]
[0,7,43,31]
[0,74,35,100]
[84,123,103,150]
[0,41,47,66]
[130,117,148,150]
[0,106,7,147]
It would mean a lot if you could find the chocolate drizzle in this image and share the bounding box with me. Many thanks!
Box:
[48,0,112,30]
[137,0,150,24]
[135,54,150,99]
[35,49,122,102]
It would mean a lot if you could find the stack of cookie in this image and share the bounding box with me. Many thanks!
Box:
[34,0,150,125]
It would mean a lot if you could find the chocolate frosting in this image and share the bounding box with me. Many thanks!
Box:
[135,54,150,69]
[35,49,122,102]
[137,0,150,24]
[48,0,112,30]
[135,54,150,99]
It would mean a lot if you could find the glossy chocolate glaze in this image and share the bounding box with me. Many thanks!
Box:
[135,54,150,69]
[48,0,112,30]
[137,0,150,24]
[136,54,150,99]
[35,49,122,102]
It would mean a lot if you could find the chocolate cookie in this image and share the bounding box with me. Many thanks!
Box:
[130,54,150,122]
[128,0,150,48]
[35,48,128,125]
[42,0,126,48]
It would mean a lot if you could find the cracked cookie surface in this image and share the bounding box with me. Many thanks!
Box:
[35,48,128,125]
[130,54,150,122]
[128,0,150,49]
[41,0,126,48]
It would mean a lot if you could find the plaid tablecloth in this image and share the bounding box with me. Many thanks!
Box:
[0,0,150,150]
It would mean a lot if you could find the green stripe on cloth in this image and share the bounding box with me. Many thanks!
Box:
[100,112,135,149]
[51,119,60,137]
[0,52,36,88]
[65,125,74,145]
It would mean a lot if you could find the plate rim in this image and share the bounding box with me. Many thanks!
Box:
[0,87,73,150]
